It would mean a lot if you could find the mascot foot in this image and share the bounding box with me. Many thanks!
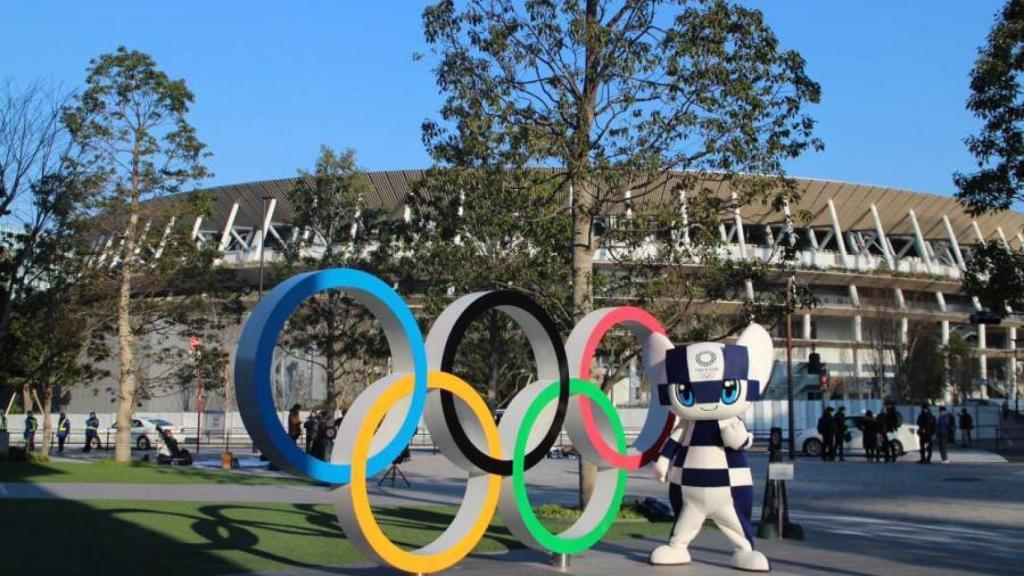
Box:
[731,550,770,572]
[650,544,691,565]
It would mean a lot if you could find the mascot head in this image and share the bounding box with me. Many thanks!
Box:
[658,323,773,421]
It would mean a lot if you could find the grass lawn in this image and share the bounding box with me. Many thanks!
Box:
[0,499,674,576]
[0,460,310,486]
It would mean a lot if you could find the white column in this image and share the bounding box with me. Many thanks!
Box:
[853,315,863,342]
[802,313,812,340]
[679,190,691,247]
[900,317,908,344]
[870,204,895,268]
[153,217,176,260]
[732,192,747,259]
[191,215,205,243]
[942,215,966,269]
[827,198,849,267]
[218,202,240,253]
[251,198,277,262]
[908,209,933,272]
[941,320,950,345]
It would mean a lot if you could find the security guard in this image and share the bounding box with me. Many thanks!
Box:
[0,412,7,432]
[24,411,38,452]
[84,412,100,452]
[56,412,71,453]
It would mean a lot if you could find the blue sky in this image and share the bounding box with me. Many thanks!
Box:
[0,1,1005,196]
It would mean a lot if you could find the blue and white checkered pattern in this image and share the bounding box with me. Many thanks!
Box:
[659,420,754,488]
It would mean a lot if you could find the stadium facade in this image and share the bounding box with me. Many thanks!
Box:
[74,171,1024,414]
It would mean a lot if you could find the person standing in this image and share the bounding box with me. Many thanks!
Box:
[937,406,954,464]
[861,410,879,462]
[834,407,848,461]
[303,412,318,454]
[817,407,836,461]
[287,404,302,445]
[84,412,100,452]
[959,408,974,447]
[882,401,903,462]
[916,405,936,463]
[56,413,70,453]
[24,411,38,452]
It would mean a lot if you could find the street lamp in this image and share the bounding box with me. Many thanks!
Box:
[785,273,796,460]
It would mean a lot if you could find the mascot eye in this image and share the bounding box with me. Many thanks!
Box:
[677,382,695,407]
[721,381,740,405]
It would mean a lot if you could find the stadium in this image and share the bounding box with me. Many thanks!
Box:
[74,171,1024,415]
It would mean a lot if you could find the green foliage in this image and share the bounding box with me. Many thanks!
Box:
[277,146,399,409]
[955,0,1024,214]
[962,240,1024,313]
[904,325,946,404]
[945,333,977,404]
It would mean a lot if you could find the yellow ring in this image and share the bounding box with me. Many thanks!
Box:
[346,371,502,574]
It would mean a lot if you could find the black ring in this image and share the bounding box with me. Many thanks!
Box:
[438,290,570,476]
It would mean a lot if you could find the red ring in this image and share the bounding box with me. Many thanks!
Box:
[575,307,675,470]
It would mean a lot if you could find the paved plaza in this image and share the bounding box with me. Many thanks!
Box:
[3,448,1021,575]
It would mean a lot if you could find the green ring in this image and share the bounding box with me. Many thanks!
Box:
[512,378,628,555]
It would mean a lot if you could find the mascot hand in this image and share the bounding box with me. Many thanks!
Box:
[721,418,752,450]
[653,455,670,483]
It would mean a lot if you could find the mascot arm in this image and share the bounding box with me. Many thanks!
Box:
[720,417,754,450]
[653,421,690,483]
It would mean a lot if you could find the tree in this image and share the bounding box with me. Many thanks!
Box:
[954,1,1024,316]
[421,0,821,503]
[904,324,946,404]
[277,147,399,410]
[404,167,573,407]
[0,80,85,348]
[64,47,210,463]
[955,0,1024,214]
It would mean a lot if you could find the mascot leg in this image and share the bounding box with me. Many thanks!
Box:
[650,487,704,565]
[711,486,769,572]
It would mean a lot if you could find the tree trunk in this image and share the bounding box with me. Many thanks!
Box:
[114,141,142,464]
[40,385,53,455]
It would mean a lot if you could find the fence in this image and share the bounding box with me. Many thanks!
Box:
[3,401,1007,455]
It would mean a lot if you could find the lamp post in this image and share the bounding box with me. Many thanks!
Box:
[786,274,796,460]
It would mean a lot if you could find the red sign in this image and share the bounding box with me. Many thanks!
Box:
[819,374,828,390]
[189,335,201,352]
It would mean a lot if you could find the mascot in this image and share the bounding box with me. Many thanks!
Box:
[650,323,773,572]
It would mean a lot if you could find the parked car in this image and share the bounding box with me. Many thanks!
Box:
[797,415,920,457]
[108,417,179,451]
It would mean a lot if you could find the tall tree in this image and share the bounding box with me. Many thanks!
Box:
[63,47,210,463]
[0,80,85,347]
[904,324,946,404]
[954,1,1024,316]
[278,146,398,410]
[955,0,1024,214]
[421,0,821,503]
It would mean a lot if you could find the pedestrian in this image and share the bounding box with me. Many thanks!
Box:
[287,404,302,445]
[936,406,954,464]
[56,412,70,454]
[24,411,38,452]
[959,408,974,447]
[861,410,879,462]
[916,405,936,463]
[879,401,900,462]
[1,412,7,433]
[303,412,318,454]
[834,407,848,461]
[1001,400,1009,421]
[817,407,836,461]
[84,412,100,452]
[311,407,331,457]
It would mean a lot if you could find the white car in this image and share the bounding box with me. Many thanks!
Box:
[108,417,179,451]
[798,415,920,457]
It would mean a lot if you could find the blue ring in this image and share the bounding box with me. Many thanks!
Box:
[235,269,427,485]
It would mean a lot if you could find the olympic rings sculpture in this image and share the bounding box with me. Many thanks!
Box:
[235,268,677,574]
